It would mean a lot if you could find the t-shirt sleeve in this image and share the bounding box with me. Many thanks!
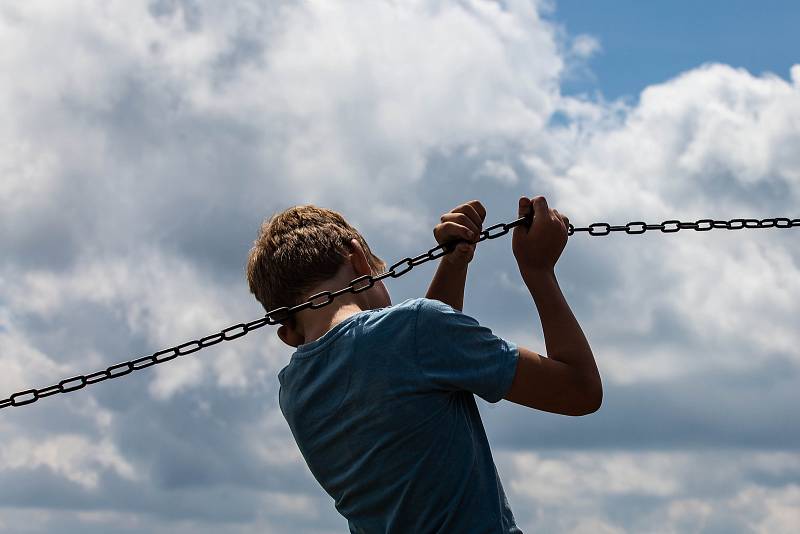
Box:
[414,298,519,403]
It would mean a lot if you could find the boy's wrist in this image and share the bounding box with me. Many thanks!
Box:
[520,266,556,287]
[441,256,470,270]
[520,265,554,278]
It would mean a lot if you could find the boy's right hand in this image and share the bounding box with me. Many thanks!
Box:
[512,196,569,274]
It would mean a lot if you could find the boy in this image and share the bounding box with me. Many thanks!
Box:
[246,196,601,533]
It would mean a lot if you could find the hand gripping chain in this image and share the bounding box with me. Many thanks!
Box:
[2,215,798,410]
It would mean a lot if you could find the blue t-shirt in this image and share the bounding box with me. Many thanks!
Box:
[278,298,522,534]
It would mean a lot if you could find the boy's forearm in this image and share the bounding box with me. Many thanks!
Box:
[425,260,468,311]
[522,268,598,377]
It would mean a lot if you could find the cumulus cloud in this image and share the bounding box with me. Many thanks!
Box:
[570,34,601,59]
[1,0,798,532]
[0,435,137,489]
[461,61,800,381]
[496,450,800,533]
[473,159,520,185]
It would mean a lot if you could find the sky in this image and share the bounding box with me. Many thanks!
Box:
[0,1,798,532]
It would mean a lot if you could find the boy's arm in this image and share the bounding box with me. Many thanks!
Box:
[425,260,469,311]
[504,195,602,416]
[424,201,486,312]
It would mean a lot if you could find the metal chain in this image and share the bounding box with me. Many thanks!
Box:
[2,214,798,410]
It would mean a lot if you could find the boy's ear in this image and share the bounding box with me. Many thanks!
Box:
[277,322,304,348]
[348,238,372,276]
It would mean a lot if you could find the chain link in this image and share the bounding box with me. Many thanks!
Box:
[566,217,800,236]
[2,214,797,410]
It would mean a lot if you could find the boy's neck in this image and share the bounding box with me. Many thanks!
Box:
[299,301,367,345]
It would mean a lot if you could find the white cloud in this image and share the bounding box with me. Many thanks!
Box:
[568,518,625,534]
[193,0,564,208]
[1,249,288,400]
[497,450,800,533]
[508,451,682,506]
[260,491,318,518]
[571,34,601,59]
[474,160,520,185]
[0,142,59,216]
[730,484,800,534]
[0,309,73,397]
[551,64,800,219]
[0,435,137,489]
[667,499,713,532]
[535,63,800,383]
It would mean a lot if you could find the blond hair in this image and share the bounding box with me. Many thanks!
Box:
[246,206,386,318]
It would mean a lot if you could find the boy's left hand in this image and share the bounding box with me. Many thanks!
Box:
[433,200,487,266]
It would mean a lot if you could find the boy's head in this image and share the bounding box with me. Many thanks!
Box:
[247,205,388,345]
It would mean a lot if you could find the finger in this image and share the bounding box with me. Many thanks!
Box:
[553,209,566,232]
[553,209,569,227]
[518,196,532,219]
[465,200,486,222]
[453,203,483,230]
[440,212,480,237]
[437,221,474,242]
[532,196,549,219]
[450,204,483,232]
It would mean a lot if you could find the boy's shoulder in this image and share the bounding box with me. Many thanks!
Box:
[380,298,466,332]
[385,297,456,316]
[359,298,452,331]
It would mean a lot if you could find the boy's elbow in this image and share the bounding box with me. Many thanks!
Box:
[573,375,603,416]
[584,381,603,415]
